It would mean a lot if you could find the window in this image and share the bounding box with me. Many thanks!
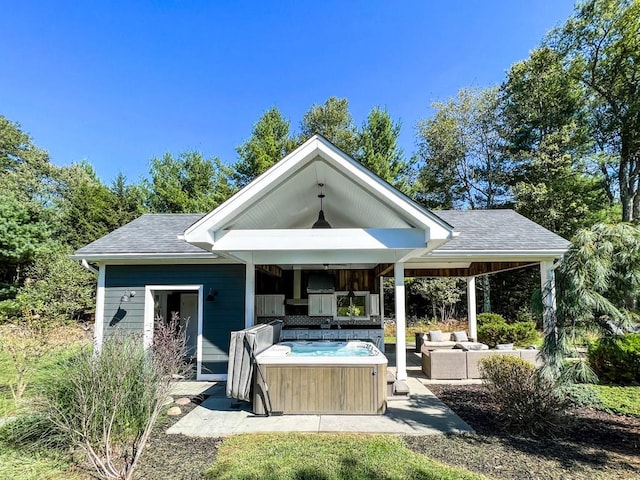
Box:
[335,292,369,319]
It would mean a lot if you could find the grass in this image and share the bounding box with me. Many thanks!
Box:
[206,433,486,480]
[567,384,640,417]
[0,445,82,480]
[0,324,90,480]
[593,385,640,416]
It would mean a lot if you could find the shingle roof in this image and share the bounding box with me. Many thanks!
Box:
[433,209,570,251]
[73,209,570,257]
[74,214,206,255]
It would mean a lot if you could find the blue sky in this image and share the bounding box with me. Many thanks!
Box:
[2,1,575,183]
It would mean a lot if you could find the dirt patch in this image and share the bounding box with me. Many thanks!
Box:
[406,384,640,480]
[136,395,222,480]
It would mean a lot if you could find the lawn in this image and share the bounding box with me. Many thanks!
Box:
[0,325,89,480]
[205,433,484,480]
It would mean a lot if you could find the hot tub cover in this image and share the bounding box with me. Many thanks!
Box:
[226,320,282,401]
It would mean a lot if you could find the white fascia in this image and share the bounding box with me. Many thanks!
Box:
[70,253,238,264]
[426,249,568,262]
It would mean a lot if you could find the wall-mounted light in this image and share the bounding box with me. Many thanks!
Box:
[120,290,136,302]
[206,288,218,302]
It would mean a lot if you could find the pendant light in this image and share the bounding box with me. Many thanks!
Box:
[312,183,331,229]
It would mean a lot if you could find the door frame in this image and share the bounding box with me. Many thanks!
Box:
[144,285,207,380]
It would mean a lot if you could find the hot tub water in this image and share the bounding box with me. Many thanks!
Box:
[280,341,375,357]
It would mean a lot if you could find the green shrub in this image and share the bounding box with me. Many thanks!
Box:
[43,316,191,480]
[562,384,603,409]
[477,312,506,325]
[563,384,640,417]
[477,321,537,348]
[588,333,640,385]
[479,355,566,436]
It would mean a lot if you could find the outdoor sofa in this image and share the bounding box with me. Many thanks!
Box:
[421,346,541,380]
[420,330,478,350]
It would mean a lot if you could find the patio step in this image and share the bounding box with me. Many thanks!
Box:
[392,379,410,397]
[386,371,396,398]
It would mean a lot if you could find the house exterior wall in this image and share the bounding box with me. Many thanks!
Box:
[104,264,245,375]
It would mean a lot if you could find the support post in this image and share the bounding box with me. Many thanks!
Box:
[540,260,557,331]
[466,276,477,341]
[379,275,385,326]
[245,261,255,328]
[394,262,407,381]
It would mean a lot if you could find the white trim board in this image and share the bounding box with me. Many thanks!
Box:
[94,265,106,353]
[143,285,207,380]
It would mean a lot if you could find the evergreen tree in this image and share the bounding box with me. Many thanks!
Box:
[233,107,295,188]
[357,107,411,192]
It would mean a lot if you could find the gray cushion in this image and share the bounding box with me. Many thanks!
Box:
[495,343,514,350]
[453,331,469,342]
[429,330,445,342]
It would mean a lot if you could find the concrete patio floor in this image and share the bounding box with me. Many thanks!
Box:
[167,346,474,437]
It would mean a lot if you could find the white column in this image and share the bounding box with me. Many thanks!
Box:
[540,260,557,331]
[379,275,385,326]
[245,261,255,328]
[94,264,106,354]
[466,276,477,341]
[394,262,407,381]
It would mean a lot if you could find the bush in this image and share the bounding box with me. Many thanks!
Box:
[43,315,191,480]
[477,321,538,348]
[477,312,506,325]
[588,333,640,385]
[479,355,566,436]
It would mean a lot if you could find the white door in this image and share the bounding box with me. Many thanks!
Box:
[180,293,199,356]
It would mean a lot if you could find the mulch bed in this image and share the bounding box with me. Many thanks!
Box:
[405,384,640,480]
[137,395,222,480]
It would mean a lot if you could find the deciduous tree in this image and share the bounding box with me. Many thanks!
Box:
[415,87,509,210]
[144,151,233,213]
[549,0,640,221]
[299,97,359,156]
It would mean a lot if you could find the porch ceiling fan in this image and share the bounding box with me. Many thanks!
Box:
[323,263,347,270]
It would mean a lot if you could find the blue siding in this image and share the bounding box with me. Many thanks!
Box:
[104,264,245,375]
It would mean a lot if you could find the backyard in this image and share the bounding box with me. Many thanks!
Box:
[1,325,639,480]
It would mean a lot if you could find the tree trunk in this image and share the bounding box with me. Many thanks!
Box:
[619,130,640,222]
[480,275,491,313]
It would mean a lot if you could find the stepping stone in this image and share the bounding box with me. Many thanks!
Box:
[167,406,182,416]
[162,396,174,406]
[175,397,191,406]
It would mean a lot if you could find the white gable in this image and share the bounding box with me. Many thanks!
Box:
[183,135,454,262]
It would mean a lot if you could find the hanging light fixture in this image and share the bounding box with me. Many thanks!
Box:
[312,183,332,229]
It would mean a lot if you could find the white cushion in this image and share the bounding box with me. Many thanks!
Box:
[453,331,469,342]
[429,330,445,342]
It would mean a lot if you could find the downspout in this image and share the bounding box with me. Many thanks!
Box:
[81,259,99,275]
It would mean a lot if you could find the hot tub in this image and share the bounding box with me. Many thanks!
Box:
[252,341,387,415]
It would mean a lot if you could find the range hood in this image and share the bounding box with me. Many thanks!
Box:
[307,272,335,294]
[286,269,308,305]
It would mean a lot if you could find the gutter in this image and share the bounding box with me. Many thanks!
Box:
[80,259,99,275]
